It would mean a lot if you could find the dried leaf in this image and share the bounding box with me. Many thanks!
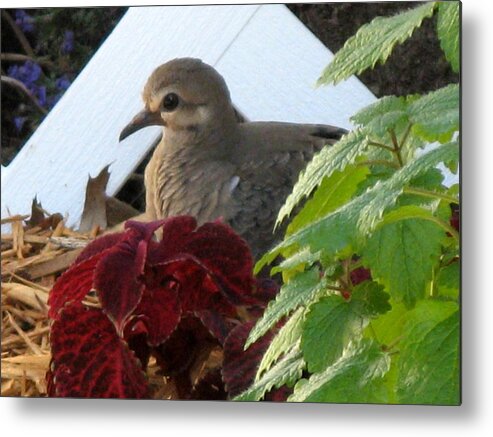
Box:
[79,165,110,232]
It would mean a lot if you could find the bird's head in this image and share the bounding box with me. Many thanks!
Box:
[119,58,236,142]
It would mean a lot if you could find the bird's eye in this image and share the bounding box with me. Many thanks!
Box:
[161,93,179,111]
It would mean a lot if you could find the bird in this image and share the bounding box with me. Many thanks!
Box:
[119,58,347,258]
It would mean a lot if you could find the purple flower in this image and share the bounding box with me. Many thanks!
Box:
[13,116,27,132]
[7,61,48,107]
[15,10,35,33]
[55,76,71,91]
[36,86,47,107]
[7,61,41,87]
[61,30,74,54]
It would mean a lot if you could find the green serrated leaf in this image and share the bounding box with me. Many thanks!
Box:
[259,142,458,273]
[245,269,324,348]
[409,84,459,143]
[234,347,305,402]
[362,217,444,308]
[256,308,305,379]
[436,261,460,299]
[397,167,446,207]
[317,3,437,86]
[358,141,458,233]
[397,301,460,405]
[352,96,408,125]
[289,339,390,403]
[410,167,446,191]
[437,1,460,72]
[378,204,435,225]
[270,248,321,275]
[352,281,392,317]
[276,129,368,227]
[301,295,367,373]
[368,298,408,346]
[351,95,411,137]
[287,165,370,235]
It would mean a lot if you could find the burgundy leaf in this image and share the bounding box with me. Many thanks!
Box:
[247,278,281,318]
[264,385,293,402]
[150,215,197,257]
[125,331,151,371]
[222,321,274,398]
[75,232,125,264]
[254,278,280,304]
[94,230,147,334]
[131,284,181,347]
[450,203,459,232]
[48,253,102,320]
[149,217,256,312]
[194,309,233,345]
[350,266,372,285]
[181,222,255,303]
[153,316,218,376]
[93,220,170,333]
[155,258,239,314]
[49,304,149,398]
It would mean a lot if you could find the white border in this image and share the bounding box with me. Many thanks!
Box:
[3,1,492,437]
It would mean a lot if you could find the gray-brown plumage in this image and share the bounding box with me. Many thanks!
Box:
[120,58,346,258]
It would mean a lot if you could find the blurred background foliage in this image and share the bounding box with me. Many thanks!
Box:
[1,7,126,165]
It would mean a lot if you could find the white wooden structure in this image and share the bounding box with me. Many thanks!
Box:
[2,4,379,229]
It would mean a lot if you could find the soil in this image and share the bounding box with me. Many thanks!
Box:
[288,2,458,97]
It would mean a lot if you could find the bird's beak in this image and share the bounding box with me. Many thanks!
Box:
[119,109,165,142]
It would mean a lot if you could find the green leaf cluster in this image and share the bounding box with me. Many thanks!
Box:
[236,2,460,405]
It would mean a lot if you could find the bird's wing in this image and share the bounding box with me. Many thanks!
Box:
[229,122,346,258]
[236,121,347,156]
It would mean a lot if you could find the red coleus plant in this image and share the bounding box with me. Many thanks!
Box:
[47,217,281,399]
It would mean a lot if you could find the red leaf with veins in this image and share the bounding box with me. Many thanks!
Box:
[131,284,182,347]
[154,259,237,314]
[149,217,255,311]
[49,304,149,398]
[48,253,102,320]
[93,219,169,333]
[75,232,125,264]
[222,321,274,398]
[194,309,233,345]
[49,232,127,319]
[180,222,255,304]
[94,231,147,334]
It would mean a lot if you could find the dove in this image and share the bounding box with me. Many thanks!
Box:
[120,58,346,258]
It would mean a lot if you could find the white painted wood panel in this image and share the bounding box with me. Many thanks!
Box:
[216,4,376,129]
[1,4,379,230]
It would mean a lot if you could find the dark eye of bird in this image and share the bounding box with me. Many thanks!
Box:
[162,93,179,111]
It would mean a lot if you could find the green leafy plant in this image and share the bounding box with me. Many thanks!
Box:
[238,1,460,405]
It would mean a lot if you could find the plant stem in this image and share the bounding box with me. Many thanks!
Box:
[423,214,460,242]
[368,141,395,153]
[1,53,53,68]
[1,75,47,114]
[389,128,404,167]
[400,123,413,149]
[403,187,458,204]
[326,285,346,293]
[384,335,403,352]
[2,11,35,57]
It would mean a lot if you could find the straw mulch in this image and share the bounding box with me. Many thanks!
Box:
[0,213,196,399]
[1,212,93,397]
